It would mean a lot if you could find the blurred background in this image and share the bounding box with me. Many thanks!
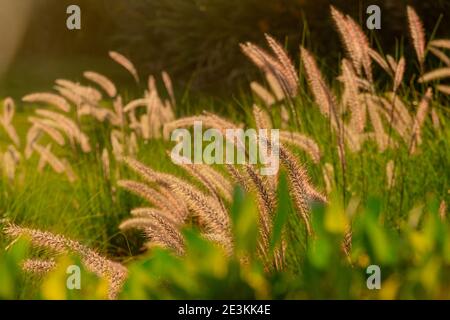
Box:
[0,0,449,98]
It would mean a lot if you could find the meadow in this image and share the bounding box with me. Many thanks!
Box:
[0,5,449,300]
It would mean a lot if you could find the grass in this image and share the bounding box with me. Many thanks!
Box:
[0,5,449,300]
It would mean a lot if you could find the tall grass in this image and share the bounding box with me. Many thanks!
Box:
[0,5,449,299]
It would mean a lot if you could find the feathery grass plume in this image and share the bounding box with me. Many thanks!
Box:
[2,97,15,124]
[122,218,184,255]
[7,145,21,163]
[342,226,353,258]
[225,164,276,253]
[3,222,127,299]
[242,165,276,262]
[88,105,115,123]
[109,51,139,83]
[124,109,141,133]
[3,222,67,253]
[341,59,365,133]
[141,113,152,140]
[407,6,426,68]
[367,98,389,152]
[343,125,363,153]
[157,187,189,223]
[430,39,450,50]
[368,49,393,76]
[131,207,179,225]
[253,104,273,130]
[225,164,252,192]
[169,155,219,197]
[28,118,65,146]
[171,180,232,248]
[122,156,165,185]
[301,48,351,153]
[118,180,174,214]
[431,108,441,130]
[202,111,243,129]
[79,105,117,124]
[386,160,395,189]
[123,98,151,113]
[120,214,185,255]
[128,132,138,157]
[356,78,375,92]
[1,122,20,148]
[1,98,20,147]
[279,131,321,164]
[113,96,125,125]
[240,42,297,97]
[148,74,156,92]
[172,179,230,229]
[146,95,163,139]
[25,125,41,158]
[29,116,65,132]
[309,76,352,164]
[171,153,233,203]
[226,164,278,264]
[377,98,410,143]
[161,71,176,107]
[300,47,336,117]
[244,164,276,223]
[54,86,83,107]
[265,72,285,101]
[76,104,92,118]
[322,163,335,194]
[386,55,398,72]
[161,100,176,123]
[278,146,327,235]
[251,82,276,106]
[202,232,235,255]
[35,109,91,152]
[22,93,71,112]
[344,14,373,82]
[439,201,447,221]
[240,42,266,68]
[33,144,66,174]
[410,88,433,154]
[383,93,413,128]
[264,34,299,94]
[436,85,450,95]
[418,68,450,83]
[55,79,102,103]
[280,105,289,128]
[132,184,187,225]
[330,6,362,74]
[3,148,18,181]
[336,141,347,169]
[162,115,232,140]
[199,167,233,203]
[429,47,450,67]
[83,71,117,98]
[164,113,244,158]
[124,92,170,139]
[393,57,406,92]
[22,259,56,275]
[279,147,312,235]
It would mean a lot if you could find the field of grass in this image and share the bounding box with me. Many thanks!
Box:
[0,5,449,300]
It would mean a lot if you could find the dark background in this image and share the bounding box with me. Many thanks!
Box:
[3,0,450,96]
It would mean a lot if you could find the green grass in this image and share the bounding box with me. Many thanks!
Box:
[0,25,450,298]
[0,84,449,299]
